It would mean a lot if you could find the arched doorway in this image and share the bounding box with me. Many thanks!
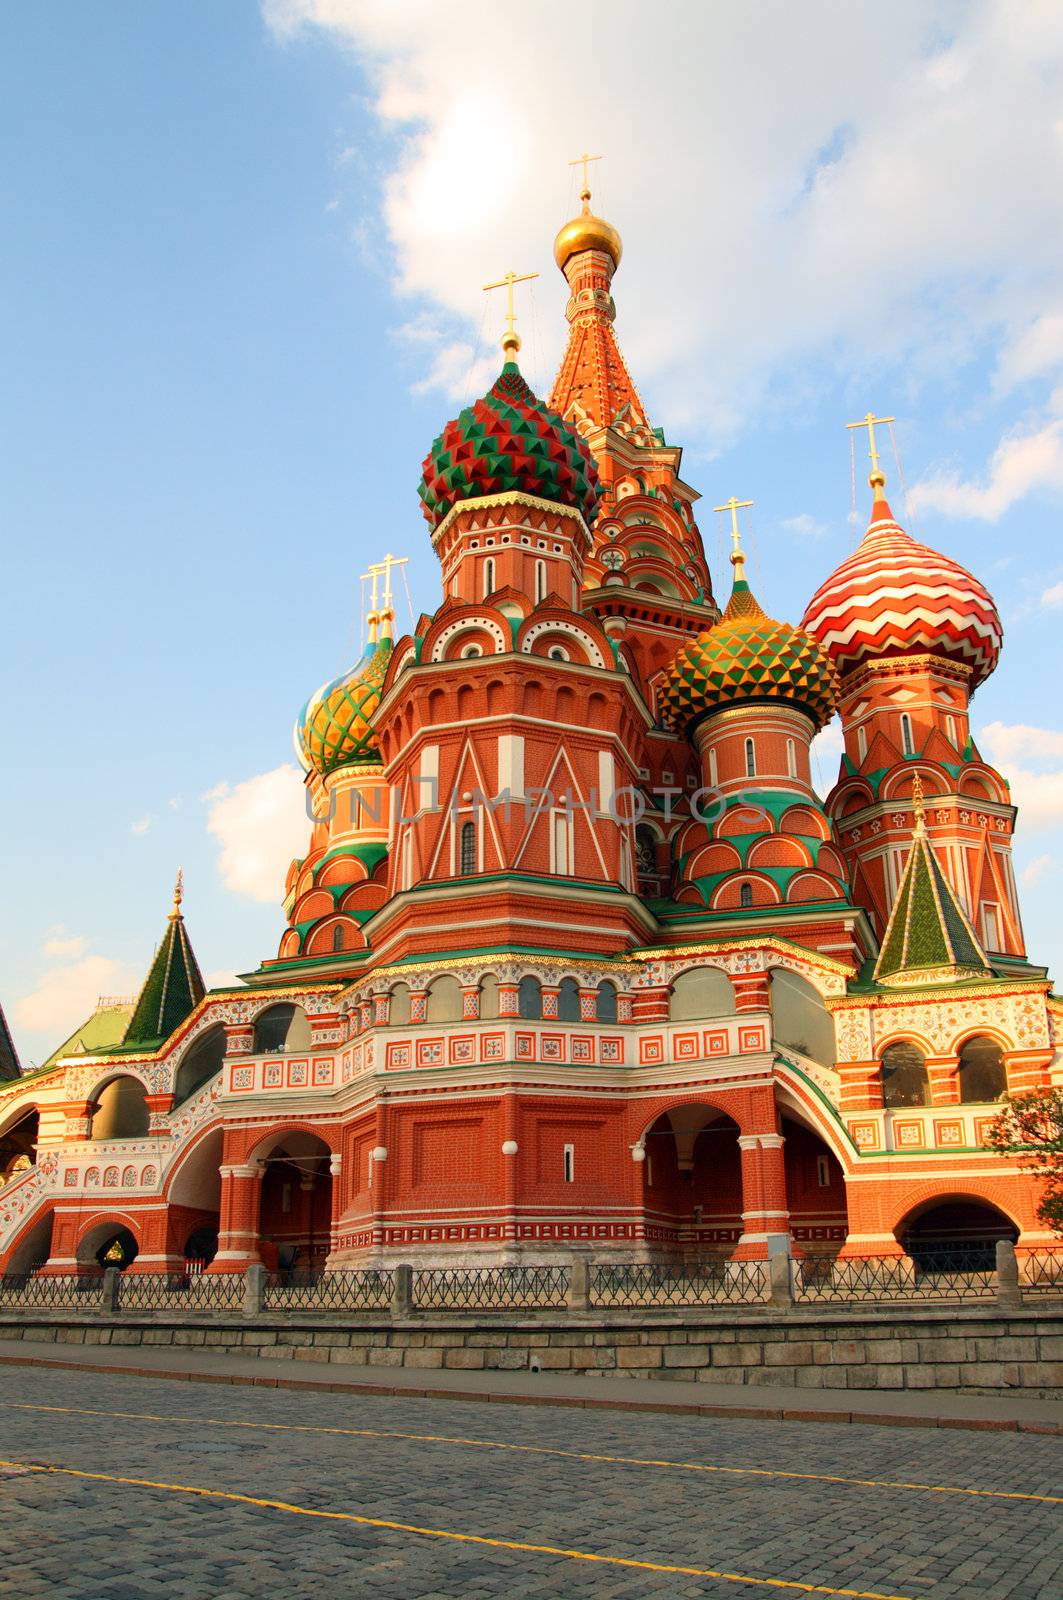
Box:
[899,1198,1018,1272]
[781,1114,848,1259]
[255,1132,333,1277]
[166,1127,223,1275]
[77,1220,140,1273]
[0,1110,38,1185]
[641,1105,743,1259]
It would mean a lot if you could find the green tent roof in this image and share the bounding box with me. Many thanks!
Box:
[875,792,990,986]
[123,875,205,1048]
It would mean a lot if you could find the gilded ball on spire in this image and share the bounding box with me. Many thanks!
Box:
[553,190,623,273]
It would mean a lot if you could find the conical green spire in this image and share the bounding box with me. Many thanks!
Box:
[874,779,990,987]
[123,870,205,1047]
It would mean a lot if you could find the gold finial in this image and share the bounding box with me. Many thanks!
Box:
[483,269,539,362]
[714,497,754,582]
[911,772,925,834]
[169,867,184,921]
[366,553,408,641]
[847,410,895,491]
[569,150,602,205]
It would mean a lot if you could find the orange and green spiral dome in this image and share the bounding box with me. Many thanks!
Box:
[295,632,393,778]
[418,362,601,530]
[660,572,838,734]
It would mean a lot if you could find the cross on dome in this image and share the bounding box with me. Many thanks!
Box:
[483,269,539,362]
[847,410,895,489]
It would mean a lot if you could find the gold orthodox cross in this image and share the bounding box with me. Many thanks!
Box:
[569,151,602,194]
[482,270,539,344]
[361,552,409,638]
[713,496,753,558]
[847,411,895,478]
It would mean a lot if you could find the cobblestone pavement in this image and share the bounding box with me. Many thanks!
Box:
[0,1368,1059,1599]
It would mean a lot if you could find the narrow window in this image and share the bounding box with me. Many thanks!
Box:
[744,737,756,778]
[900,713,913,756]
[786,738,796,779]
[483,557,495,598]
[535,559,547,603]
[857,726,867,762]
[553,812,571,875]
[460,820,476,876]
[740,882,753,909]
[708,747,718,786]
[645,1155,653,1186]
[331,924,344,953]
[946,714,957,747]
[982,903,1001,951]
[563,1143,575,1183]
[816,1154,830,1188]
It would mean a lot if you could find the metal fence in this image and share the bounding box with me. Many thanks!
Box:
[591,1261,769,1308]
[793,1251,997,1304]
[263,1269,391,1312]
[0,1274,99,1310]
[1021,1251,1063,1297]
[411,1265,568,1311]
[116,1272,244,1313]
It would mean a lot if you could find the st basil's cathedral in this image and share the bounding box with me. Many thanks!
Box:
[1,181,1058,1279]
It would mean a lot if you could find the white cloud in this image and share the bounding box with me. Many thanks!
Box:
[1042,582,1063,609]
[781,514,828,539]
[131,815,153,836]
[262,2,1063,442]
[42,934,87,960]
[996,309,1063,391]
[205,764,308,903]
[978,720,1063,830]
[13,953,140,1055]
[909,417,1063,521]
[809,717,845,798]
[1021,853,1055,888]
[205,967,242,990]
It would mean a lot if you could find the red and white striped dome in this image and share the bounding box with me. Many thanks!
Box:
[801,486,1002,688]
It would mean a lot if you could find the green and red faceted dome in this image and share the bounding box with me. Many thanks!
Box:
[661,573,838,734]
[801,484,1002,687]
[295,632,393,778]
[418,362,601,530]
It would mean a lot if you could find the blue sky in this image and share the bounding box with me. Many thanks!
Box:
[3,2,1062,1065]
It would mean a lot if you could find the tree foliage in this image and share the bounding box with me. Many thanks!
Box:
[986,1089,1063,1235]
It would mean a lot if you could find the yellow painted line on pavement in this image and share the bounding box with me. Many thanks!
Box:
[7,1401,1060,1506]
[0,1455,915,1600]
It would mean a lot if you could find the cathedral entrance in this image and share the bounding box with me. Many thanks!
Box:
[0,1110,38,1186]
[641,1105,743,1259]
[256,1132,333,1277]
[899,1198,1018,1272]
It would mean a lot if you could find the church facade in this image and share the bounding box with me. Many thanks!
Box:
[1,187,1059,1278]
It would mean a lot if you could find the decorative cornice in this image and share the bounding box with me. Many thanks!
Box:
[431,491,591,549]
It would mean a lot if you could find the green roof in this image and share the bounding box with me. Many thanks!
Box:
[40,1000,134,1072]
[874,806,990,986]
[123,895,205,1048]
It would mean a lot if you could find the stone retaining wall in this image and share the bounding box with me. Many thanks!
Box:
[2,1308,1061,1394]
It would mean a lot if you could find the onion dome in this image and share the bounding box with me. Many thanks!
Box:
[296,627,393,778]
[553,185,623,272]
[418,361,601,531]
[802,477,1002,688]
[660,545,837,734]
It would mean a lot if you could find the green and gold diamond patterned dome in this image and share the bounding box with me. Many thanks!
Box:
[660,558,838,734]
[418,361,600,530]
[295,628,393,778]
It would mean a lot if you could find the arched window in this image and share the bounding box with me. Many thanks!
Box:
[880,1041,929,1108]
[174,1025,226,1104]
[548,645,569,662]
[535,560,547,603]
[744,738,756,778]
[708,747,718,786]
[557,978,580,1022]
[332,924,345,953]
[740,882,753,908]
[88,1077,150,1140]
[786,739,796,779]
[518,975,542,1019]
[553,812,571,875]
[460,820,476,876]
[900,714,914,756]
[253,1003,311,1055]
[596,980,618,1024]
[635,824,657,878]
[669,968,736,1021]
[857,726,867,762]
[483,557,495,597]
[426,975,463,1024]
[957,1036,1007,1103]
[479,974,500,1019]
[389,983,411,1026]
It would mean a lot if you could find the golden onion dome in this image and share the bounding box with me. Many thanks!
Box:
[553,191,623,272]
